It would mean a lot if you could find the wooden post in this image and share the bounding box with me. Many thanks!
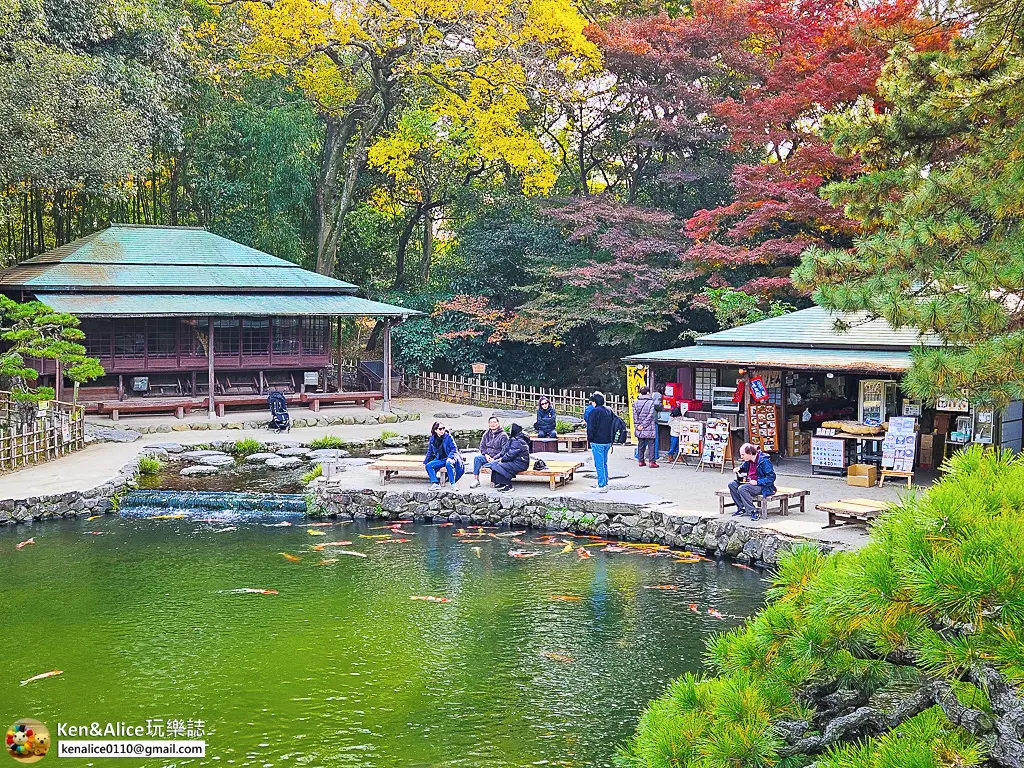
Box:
[118,375,124,401]
[336,317,344,392]
[207,318,216,418]
[382,318,393,413]
[55,360,62,402]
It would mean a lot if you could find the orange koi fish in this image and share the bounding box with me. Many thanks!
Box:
[20,669,62,686]
[709,609,725,619]
[551,595,583,602]
[279,552,302,562]
[86,515,103,521]
[311,544,325,551]
[645,585,679,591]
[675,557,702,564]
[689,603,698,612]
[226,588,278,595]
[511,537,524,544]
[733,563,757,571]
[410,596,451,603]
[576,547,592,559]
[16,537,35,550]
[459,539,488,543]
[541,652,574,663]
[379,538,410,544]
[436,522,455,527]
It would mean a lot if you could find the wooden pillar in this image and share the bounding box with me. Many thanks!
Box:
[207,318,216,418]
[382,318,392,413]
[55,360,63,402]
[118,375,124,402]
[336,317,344,393]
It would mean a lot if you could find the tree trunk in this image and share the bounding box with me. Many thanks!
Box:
[393,204,424,291]
[421,204,434,284]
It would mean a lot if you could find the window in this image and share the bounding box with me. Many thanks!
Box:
[302,317,328,356]
[179,320,198,356]
[694,367,717,402]
[81,320,112,358]
[147,318,178,358]
[273,317,300,355]
[242,318,270,356]
[114,319,146,359]
[213,318,240,356]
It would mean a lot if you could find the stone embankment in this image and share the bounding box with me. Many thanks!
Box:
[314,487,812,567]
[89,409,420,435]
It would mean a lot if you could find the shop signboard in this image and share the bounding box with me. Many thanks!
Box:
[811,437,845,469]
[936,397,970,412]
[748,376,769,403]
[747,402,780,452]
[882,416,917,472]
[701,418,731,466]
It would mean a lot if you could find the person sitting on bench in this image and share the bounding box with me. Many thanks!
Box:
[469,416,509,489]
[490,423,531,492]
[534,397,557,438]
[424,422,465,491]
[728,443,777,521]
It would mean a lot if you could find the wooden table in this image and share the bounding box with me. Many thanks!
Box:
[818,497,889,528]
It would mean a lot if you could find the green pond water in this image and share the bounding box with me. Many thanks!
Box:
[1,511,766,767]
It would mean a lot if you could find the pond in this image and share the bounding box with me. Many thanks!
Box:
[0,505,766,767]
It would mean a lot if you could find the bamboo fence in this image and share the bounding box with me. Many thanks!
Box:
[0,392,85,472]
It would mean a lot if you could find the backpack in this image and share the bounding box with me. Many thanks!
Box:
[611,414,629,444]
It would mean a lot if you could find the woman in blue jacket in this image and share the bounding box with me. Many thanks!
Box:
[490,424,531,492]
[424,422,465,490]
[534,397,557,438]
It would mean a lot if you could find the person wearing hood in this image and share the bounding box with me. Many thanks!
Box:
[424,421,465,491]
[534,397,557,438]
[489,423,531,492]
[585,391,615,493]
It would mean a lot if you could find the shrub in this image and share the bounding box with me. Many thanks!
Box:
[138,456,162,475]
[301,464,323,484]
[232,438,262,458]
[555,419,578,434]
[309,435,346,450]
[380,429,400,440]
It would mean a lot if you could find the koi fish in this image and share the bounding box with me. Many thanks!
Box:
[437,522,455,527]
[307,529,327,536]
[86,515,103,521]
[336,550,368,558]
[709,609,725,619]
[645,585,679,590]
[279,553,302,562]
[509,550,539,558]
[16,537,35,550]
[551,595,583,602]
[675,557,702,564]
[20,669,62,686]
[733,563,757,571]
[83,531,105,536]
[151,514,185,520]
[318,558,339,566]
[494,531,526,538]
[263,521,293,527]
[560,542,574,553]
[471,546,482,558]
[602,545,630,553]
[459,539,487,543]
[689,603,698,612]
[226,588,278,595]
[214,526,238,533]
[379,538,410,544]
[410,596,451,603]
[511,538,524,544]
[576,547,592,559]
[583,542,609,547]
[322,541,353,546]
[541,652,574,663]
[359,534,391,539]
[305,522,333,527]
[311,544,325,551]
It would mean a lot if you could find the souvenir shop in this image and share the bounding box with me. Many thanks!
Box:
[623,307,1022,481]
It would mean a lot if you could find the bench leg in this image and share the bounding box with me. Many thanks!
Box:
[217,404,226,418]
[780,498,789,516]
[111,409,119,422]
[719,495,726,515]
[310,400,320,412]
[366,398,376,411]
[176,406,184,419]
[550,476,556,490]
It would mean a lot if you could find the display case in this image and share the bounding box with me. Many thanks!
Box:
[712,386,740,412]
[858,380,898,424]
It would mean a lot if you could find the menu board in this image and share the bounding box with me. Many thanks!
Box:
[882,416,917,472]
[811,437,846,469]
[747,402,780,452]
[701,418,731,465]
[671,418,703,457]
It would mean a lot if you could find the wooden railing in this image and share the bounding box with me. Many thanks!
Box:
[0,392,86,472]
[407,372,627,417]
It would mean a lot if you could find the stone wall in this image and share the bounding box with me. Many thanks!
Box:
[94,410,420,435]
[0,458,140,525]
[314,486,823,566]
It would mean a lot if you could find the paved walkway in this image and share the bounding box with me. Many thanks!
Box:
[3,398,928,549]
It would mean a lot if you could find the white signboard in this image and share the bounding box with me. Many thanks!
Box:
[810,437,845,469]
[701,418,731,465]
[936,397,970,412]
[882,416,917,472]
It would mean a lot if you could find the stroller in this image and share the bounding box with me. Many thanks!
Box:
[267,391,291,432]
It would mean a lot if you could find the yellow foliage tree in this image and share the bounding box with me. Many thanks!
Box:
[231,0,601,277]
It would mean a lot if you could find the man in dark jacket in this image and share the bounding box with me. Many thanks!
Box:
[728,442,777,520]
[490,423,531,491]
[470,416,509,488]
[585,391,615,493]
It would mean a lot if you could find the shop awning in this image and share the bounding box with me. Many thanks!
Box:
[33,292,419,318]
[622,344,914,374]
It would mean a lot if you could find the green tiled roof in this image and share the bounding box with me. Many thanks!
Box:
[36,293,415,318]
[623,344,914,374]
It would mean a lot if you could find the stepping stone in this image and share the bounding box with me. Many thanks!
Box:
[382,436,409,447]
[245,452,279,463]
[181,465,220,476]
[266,456,302,469]
[277,447,311,457]
[307,448,350,460]
[140,447,169,459]
[369,448,408,456]
[149,442,184,453]
[463,410,483,417]
[85,424,142,443]
[199,454,235,466]
[181,450,229,460]
[271,440,302,449]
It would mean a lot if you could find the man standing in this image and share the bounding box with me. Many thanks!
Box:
[727,442,777,520]
[585,391,615,493]
[469,415,509,489]
[632,385,660,468]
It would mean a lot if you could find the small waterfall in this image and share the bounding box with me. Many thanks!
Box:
[120,490,307,521]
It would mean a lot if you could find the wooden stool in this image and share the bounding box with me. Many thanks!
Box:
[530,437,559,453]
[878,470,913,488]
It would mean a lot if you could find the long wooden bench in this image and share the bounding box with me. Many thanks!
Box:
[371,454,585,490]
[97,397,207,421]
[303,391,379,412]
[715,486,809,517]
[213,393,302,417]
[818,498,888,528]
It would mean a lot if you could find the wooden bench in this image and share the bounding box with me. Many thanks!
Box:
[818,498,889,528]
[303,391,379,412]
[97,397,207,421]
[715,486,809,517]
[370,454,585,490]
[557,432,589,453]
[213,393,302,417]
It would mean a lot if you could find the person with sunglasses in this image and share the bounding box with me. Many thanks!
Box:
[534,397,557,438]
[424,421,465,491]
